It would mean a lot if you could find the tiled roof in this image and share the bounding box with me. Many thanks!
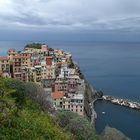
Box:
[46,56,53,59]
[51,91,64,99]
[8,49,16,52]
[0,57,8,60]
[13,55,31,59]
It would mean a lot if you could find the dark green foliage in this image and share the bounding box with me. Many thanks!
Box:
[0,78,70,140]
[56,110,78,128]
[48,48,54,51]
[5,79,26,109]
[68,59,75,69]
[56,110,100,140]
[24,43,43,49]
[0,100,70,140]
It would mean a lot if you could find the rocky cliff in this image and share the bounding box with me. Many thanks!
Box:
[84,79,103,120]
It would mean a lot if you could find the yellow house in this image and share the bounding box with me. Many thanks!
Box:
[41,61,48,79]
[46,65,56,79]
[24,47,41,53]
[21,56,32,67]
[0,57,10,77]
[12,55,31,81]
[20,51,33,67]
[26,67,35,82]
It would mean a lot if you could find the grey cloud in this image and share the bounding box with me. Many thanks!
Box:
[0,0,140,32]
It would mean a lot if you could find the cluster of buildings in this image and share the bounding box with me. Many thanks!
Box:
[0,44,85,115]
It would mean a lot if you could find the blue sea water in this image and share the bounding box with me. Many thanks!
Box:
[0,41,140,140]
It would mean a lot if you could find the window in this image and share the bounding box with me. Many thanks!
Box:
[71,99,74,102]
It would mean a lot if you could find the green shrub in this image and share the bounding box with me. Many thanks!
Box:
[0,78,70,140]
[56,110,100,140]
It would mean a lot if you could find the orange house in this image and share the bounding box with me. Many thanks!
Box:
[51,91,64,109]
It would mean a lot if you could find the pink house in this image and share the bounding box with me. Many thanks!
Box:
[68,78,77,93]
[41,45,48,51]
[70,94,84,116]
[54,79,68,96]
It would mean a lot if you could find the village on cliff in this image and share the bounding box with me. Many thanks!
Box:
[0,44,85,115]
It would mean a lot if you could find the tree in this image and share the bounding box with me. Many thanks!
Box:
[5,79,26,110]
[0,78,70,140]
[24,43,42,49]
[56,110,100,140]
[24,82,54,113]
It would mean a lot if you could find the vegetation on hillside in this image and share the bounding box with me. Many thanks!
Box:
[24,43,43,49]
[24,43,54,52]
[24,82,54,113]
[0,78,70,140]
[56,110,100,140]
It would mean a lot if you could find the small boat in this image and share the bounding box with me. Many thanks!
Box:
[102,112,106,114]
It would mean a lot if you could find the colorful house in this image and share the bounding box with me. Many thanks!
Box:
[7,49,17,61]
[0,57,10,77]
[51,91,64,109]
[70,94,84,116]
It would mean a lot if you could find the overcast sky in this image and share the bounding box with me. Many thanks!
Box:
[0,0,140,41]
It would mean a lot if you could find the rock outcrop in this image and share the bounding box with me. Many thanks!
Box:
[101,126,131,140]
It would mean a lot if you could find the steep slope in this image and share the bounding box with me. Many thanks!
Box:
[0,78,70,140]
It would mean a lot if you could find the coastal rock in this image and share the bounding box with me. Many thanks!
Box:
[84,78,104,127]
[101,126,131,140]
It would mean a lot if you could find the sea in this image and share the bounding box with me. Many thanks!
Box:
[0,41,140,140]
